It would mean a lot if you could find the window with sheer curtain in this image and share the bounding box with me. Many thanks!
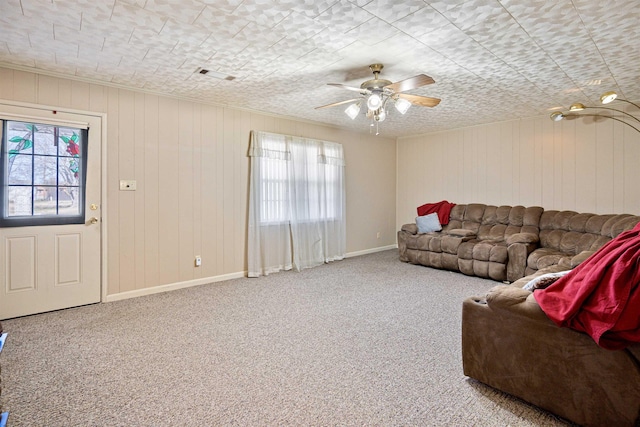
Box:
[248,131,346,277]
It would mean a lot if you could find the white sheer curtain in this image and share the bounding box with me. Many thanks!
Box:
[248,131,346,277]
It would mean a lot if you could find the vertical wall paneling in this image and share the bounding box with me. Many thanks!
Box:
[595,119,614,212]
[192,104,203,280]
[199,104,217,279]
[623,125,640,213]
[178,100,195,282]
[0,68,15,98]
[214,106,225,276]
[157,97,181,286]
[574,115,597,212]
[106,88,120,294]
[397,115,640,230]
[238,111,251,271]
[612,121,625,212]
[13,70,37,103]
[541,119,556,209]
[560,119,576,210]
[134,92,146,289]
[36,74,59,106]
[117,90,136,293]
[57,78,72,108]
[222,108,235,274]
[71,81,91,111]
[499,122,515,203]
[143,95,160,288]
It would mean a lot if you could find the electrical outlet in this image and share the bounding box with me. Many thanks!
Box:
[376,232,381,239]
[195,256,202,267]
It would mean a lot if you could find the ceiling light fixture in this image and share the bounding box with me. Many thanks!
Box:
[316,64,441,135]
[550,91,640,133]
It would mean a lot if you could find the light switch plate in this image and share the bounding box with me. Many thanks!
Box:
[119,180,137,191]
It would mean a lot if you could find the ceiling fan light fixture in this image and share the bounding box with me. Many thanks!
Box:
[600,91,617,104]
[394,97,411,114]
[569,103,586,111]
[550,112,565,122]
[376,108,386,122]
[367,92,382,111]
[345,102,361,120]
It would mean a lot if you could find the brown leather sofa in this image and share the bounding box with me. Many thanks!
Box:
[462,285,640,427]
[399,203,640,283]
[398,203,544,282]
[460,213,640,426]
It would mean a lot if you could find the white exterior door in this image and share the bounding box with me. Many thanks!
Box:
[0,105,102,320]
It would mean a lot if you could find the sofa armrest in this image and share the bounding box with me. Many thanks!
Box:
[485,285,552,324]
[506,240,538,282]
[506,232,539,245]
[400,223,418,235]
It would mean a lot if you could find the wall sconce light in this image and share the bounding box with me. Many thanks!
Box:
[550,91,640,133]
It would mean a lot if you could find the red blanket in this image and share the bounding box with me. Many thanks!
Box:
[534,222,640,350]
[417,200,456,225]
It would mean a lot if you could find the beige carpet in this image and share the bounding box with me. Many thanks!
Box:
[0,250,573,426]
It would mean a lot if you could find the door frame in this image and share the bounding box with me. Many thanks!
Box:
[0,98,108,303]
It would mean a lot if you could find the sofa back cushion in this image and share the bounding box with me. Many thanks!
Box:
[441,203,543,242]
[539,211,640,255]
[441,204,467,231]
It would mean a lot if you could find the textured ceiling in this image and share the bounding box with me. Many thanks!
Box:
[0,0,638,138]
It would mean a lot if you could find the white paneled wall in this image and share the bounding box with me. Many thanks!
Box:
[397,115,640,228]
[0,68,397,298]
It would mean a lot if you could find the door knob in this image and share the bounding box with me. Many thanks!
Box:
[89,217,99,224]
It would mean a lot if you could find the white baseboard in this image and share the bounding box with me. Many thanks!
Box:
[346,244,398,258]
[105,271,246,303]
[105,246,398,303]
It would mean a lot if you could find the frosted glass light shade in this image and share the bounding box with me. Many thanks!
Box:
[395,97,411,114]
[345,103,360,120]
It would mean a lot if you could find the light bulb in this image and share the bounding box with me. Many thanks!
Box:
[569,103,585,111]
[600,91,617,104]
[367,93,382,110]
[550,112,565,122]
[376,109,386,122]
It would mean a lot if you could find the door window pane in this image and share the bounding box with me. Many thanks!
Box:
[1,120,88,227]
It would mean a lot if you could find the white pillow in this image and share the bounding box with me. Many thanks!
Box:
[522,270,570,291]
[416,213,442,233]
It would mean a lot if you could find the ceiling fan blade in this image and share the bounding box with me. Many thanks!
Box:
[315,98,361,110]
[385,74,435,93]
[397,93,441,108]
[327,83,368,94]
